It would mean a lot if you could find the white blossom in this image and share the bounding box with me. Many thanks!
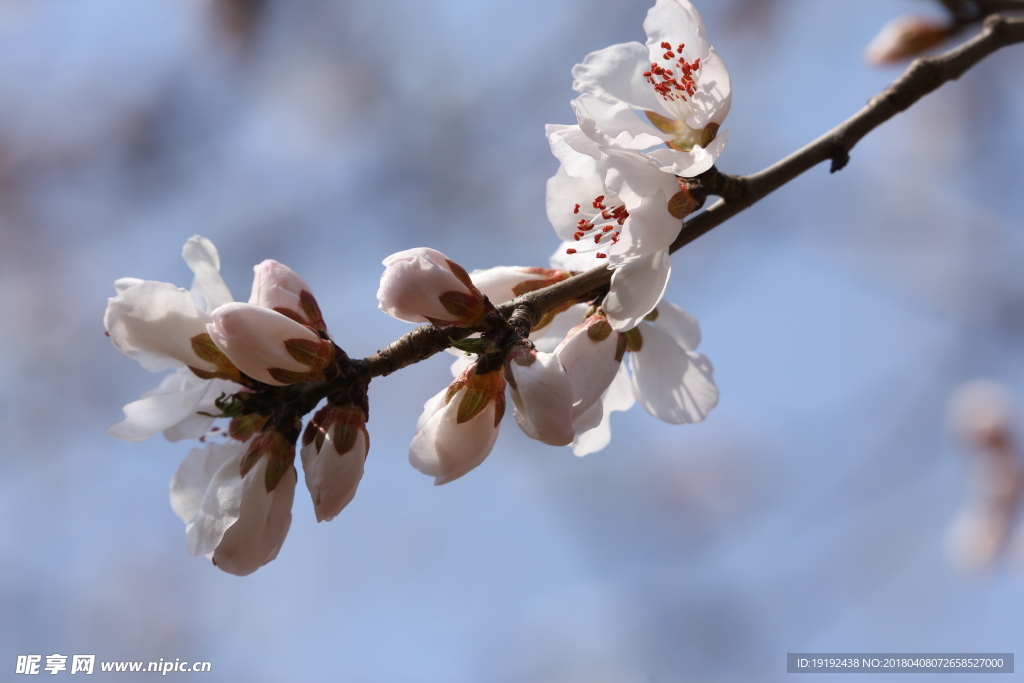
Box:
[506,342,575,447]
[570,0,731,176]
[170,440,296,576]
[106,236,242,442]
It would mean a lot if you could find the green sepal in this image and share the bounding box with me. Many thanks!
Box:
[587,319,613,342]
[449,337,490,355]
[623,327,643,353]
[456,386,490,424]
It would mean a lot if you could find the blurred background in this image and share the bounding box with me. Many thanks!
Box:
[2,0,1024,680]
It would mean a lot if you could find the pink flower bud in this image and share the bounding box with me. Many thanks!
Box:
[865,15,951,65]
[249,259,327,332]
[207,302,334,386]
[377,247,487,326]
[506,343,575,446]
[554,313,625,420]
[410,364,506,484]
[300,405,368,522]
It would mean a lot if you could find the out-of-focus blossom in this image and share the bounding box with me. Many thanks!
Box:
[207,302,334,386]
[249,259,328,332]
[170,438,296,576]
[300,404,368,522]
[506,342,575,446]
[945,380,1024,572]
[106,236,243,442]
[378,248,488,326]
[865,15,951,65]
[570,0,731,176]
[410,363,506,485]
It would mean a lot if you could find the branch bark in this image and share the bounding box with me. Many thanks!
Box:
[360,15,1024,380]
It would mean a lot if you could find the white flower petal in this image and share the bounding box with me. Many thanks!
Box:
[531,304,589,353]
[651,299,702,351]
[629,322,718,424]
[107,370,211,442]
[572,363,635,456]
[183,236,233,313]
[605,249,671,332]
[163,378,243,442]
[509,350,575,447]
[212,460,296,576]
[546,164,608,243]
[105,281,216,373]
[572,41,665,116]
[469,266,549,305]
[171,441,245,530]
[573,94,668,151]
[687,47,731,129]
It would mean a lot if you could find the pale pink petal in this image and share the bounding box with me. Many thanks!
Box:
[377,248,479,324]
[531,304,589,353]
[207,302,321,386]
[555,320,623,420]
[469,266,548,305]
[162,378,244,442]
[301,429,366,522]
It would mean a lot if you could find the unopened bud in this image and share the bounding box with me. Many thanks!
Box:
[207,302,334,386]
[865,15,951,65]
[410,363,506,485]
[300,405,368,522]
[249,259,327,332]
[377,248,488,327]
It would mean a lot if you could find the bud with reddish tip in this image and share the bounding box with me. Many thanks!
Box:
[865,15,951,65]
[300,404,368,522]
[553,312,626,421]
[506,342,575,446]
[377,248,489,327]
[207,302,334,386]
[249,259,327,332]
[410,363,506,485]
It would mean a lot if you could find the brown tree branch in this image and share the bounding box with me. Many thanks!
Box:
[357,14,1024,380]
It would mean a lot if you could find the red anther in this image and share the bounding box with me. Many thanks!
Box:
[594,234,602,243]
[573,203,580,214]
[643,71,652,77]
[574,231,585,240]
[661,41,671,49]
[566,248,577,254]
[693,58,700,69]
[617,216,627,225]
[601,211,612,220]
[664,51,674,60]
[677,43,684,52]
[602,225,614,232]
[596,253,608,259]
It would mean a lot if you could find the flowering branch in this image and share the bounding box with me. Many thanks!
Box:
[105,1,1024,576]
[366,14,1024,376]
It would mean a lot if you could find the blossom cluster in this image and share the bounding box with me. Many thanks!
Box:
[105,0,726,575]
